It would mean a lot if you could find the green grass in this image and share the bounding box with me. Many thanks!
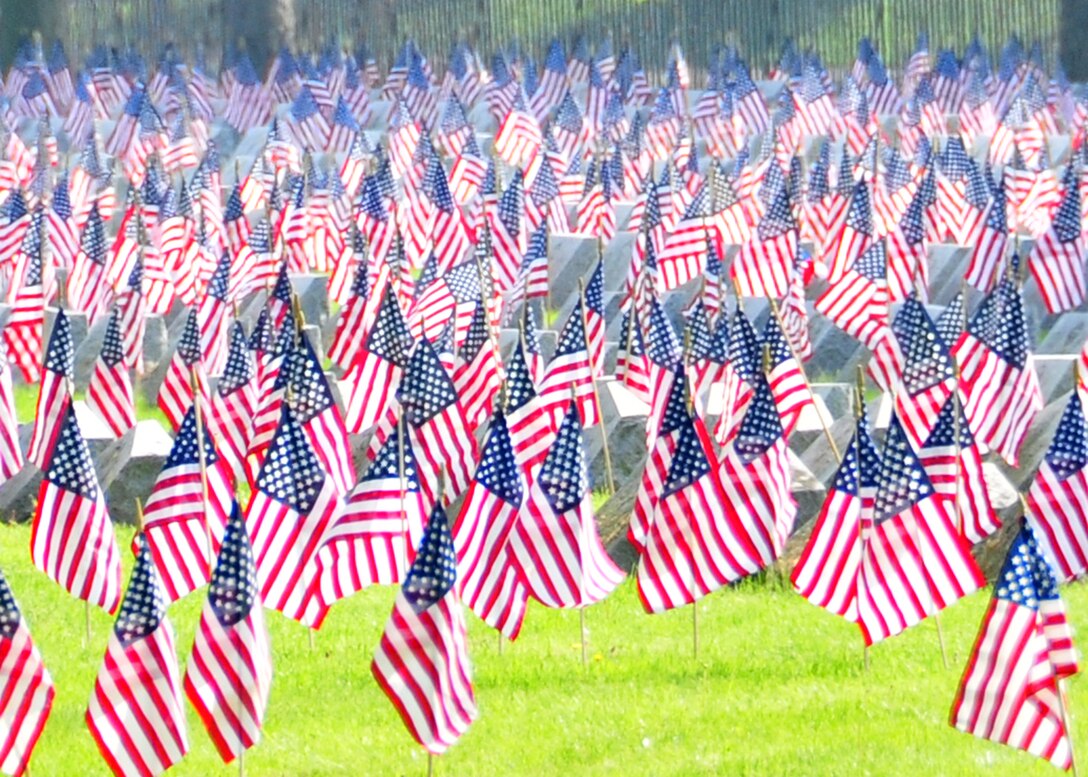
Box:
[3,521,1087,775]
[13,384,169,428]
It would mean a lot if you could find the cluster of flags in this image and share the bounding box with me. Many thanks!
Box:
[0,28,1085,774]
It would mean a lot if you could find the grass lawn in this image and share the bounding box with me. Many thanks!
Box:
[1,522,1085,776]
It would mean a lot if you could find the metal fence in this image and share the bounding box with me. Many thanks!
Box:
[57,0,1060,76]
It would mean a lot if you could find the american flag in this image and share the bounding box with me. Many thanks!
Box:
[885,191,928,303]
[0,340,23,487]
[510,400,625,608]
[307,423,429,626]
[919,394,1001,544]
[505,330,555,474]
[425,160,470,271]
[397,337,478,499]
[117,258,147,375]
[184,503,273,764]
[950,522,1077,770]
[1026,391,1088,582]
[3,232,45,384]
[86,308,137,437]
[143,405,233,602]
[814,240,889,352]
[453,412,530,640]
[489,169,525,293]
[453,305,501,430]
[66,203,110,324]
[538,299,601,428]
[210,321,257,484]
[1028,178,1086,313]
[827,181,873,283]
[494,96,543,168]
[86,534,189,776]
[718,375,796,573]
[371,502,477,755]
[713,309,761,446]
[247,405,342,623]
[283,335,355,496]
[26,309,73,469]
[343,281,413,434]
[953,268,1043,466]
[657,183,708,291]
[158,308,207,432]
[732,184,796,299]
[965,178,1008,292]
[552,92,588,161]
[893,296,957,450]
[629,365,690,553]
[762,312,814,439]
[530,39,569,121]
[856,414,984,645]
[286,86,330,151]
[792,407,881,621]
[638,406,755,614]
[0,563,54,777]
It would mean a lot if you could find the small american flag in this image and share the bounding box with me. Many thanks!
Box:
[87,534,189,776]
[283,335,356,496]
[32,402,123,613]
[0,339,23,487]
[157,308,208,432]
[0,564,54,777]
[343,281,412,435]
[511,400,625,608]
[1026,391,1088,582]
[143,404,233,602]
[1028,178,1086,313]
[371,502,478,754]
[919,394,1001,544]
[3,231,45,384]
[184,503,273,764]
[505,332,554,474]
[893,296,956,450]
[630,364,690,553]
[538,299,601,429]
[950,522,1077,770]
[792,407,881,621]
[718,375,796,573]
[86,308,136,437]
[209,321,257,483]
[732,184,796,298]
[26,309,73,469]
[246,405,343,623]
[308,422,429,627]
[856,414,984,645]
[637,390,750,613]
[397,337,478,499]
[453,412,530,640]
[953,267,1043,466]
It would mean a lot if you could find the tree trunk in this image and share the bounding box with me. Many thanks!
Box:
[1061,0,1088,80]
[0,0,65,69]
[223,0,296,74]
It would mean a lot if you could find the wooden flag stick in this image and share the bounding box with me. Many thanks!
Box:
[397,412,409,576]
[952,364,964,537]
[767,297,841,463]
[681,331,700,660]
[427,752,435,777]
[855,368,870,672]
[578,279,615,494]
[189,368,216,573]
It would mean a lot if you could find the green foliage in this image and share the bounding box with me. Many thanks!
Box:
[1,521,1083,775]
